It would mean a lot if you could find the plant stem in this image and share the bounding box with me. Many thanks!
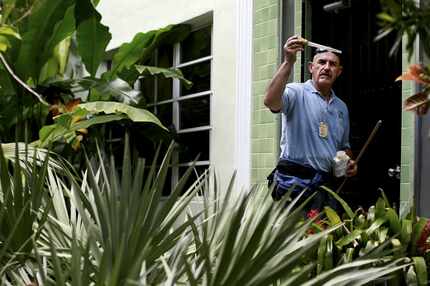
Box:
[0,53,48,105]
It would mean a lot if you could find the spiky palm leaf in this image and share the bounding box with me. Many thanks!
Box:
[0,142,51,285]
[1,143,67,173]
[35,137,204,285]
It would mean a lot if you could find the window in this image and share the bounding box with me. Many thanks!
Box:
[140,25,212,194]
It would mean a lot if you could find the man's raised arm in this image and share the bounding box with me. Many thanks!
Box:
[264,35,306,112]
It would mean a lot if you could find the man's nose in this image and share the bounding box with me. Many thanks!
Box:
[322,63,330,70]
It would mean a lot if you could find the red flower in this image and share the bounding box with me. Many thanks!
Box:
[417,219,430,254]
[307,209,320,219]
[306,209,326,235]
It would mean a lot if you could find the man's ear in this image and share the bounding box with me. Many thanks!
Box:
[308,62,313,74]
[336,65,343,78]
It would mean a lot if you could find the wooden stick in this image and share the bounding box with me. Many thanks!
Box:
[336,120,382,193]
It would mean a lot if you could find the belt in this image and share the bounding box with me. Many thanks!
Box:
[276,160,329,180]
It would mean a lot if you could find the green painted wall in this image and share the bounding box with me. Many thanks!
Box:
[251,0,281,183]
[251,0,305,184]
[399,37,417,218]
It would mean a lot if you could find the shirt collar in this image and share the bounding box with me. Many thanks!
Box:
[304,79,337,104]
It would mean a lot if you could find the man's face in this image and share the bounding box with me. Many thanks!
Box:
[308,52,342,89]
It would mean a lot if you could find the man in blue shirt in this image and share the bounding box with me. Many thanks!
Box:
[264,35,357,210]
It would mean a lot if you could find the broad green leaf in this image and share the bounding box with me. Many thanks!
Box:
[75,0,111,76]
[38,123,68,147]
[41,5,75,68]
[336,229,362,248]
[55,37,72,75]
[375,197,386,219]
[366,218,387,235]
[75,0,95,24]
[37,101,167,147]
[135,65,193,89]
[324,206,342,226]
[104,24,191,81]
[78,101,167,130]
[0,35,11,52]
[0,26,21,39]
[322,186,355,219]
[88,86,113,102]
[39,57,59,83]
[379,189,391,208]
[87,78,137,102]
[386,208,401,234]
[15,0,74,81]
[72,114,128,130]
[0,44,7,52]
[412,256,428,286]
[377,12,395,23]
[104,31,155,81]
[37,114,126,147]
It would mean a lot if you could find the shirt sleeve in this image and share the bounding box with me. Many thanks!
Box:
[281,83,300,115]
[341,107,351,150]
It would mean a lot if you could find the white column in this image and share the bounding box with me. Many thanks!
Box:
[234,0,253,192]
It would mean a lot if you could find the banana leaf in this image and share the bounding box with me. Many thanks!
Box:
[103,24,191,82]
[75,0,111,76]
[15,0,74,81]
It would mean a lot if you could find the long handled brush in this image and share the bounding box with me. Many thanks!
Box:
[336,120,382,193]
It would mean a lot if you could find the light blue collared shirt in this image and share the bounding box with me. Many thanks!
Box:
[280,80,350,173]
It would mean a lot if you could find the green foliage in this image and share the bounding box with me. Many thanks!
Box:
[103,24,191,83]
[377,0,430,61]
[172,185,407,286]
[0,142,410,285]
[0,26,21,52]
[0,0,192,152]
[135,64,193,89]
[37,101,167,148]
[317,189,430,285]
[377,0,430,119]
[0,144,55,281]
[15,0,75,81]
[39,5,75,79]
[75,0,111,76]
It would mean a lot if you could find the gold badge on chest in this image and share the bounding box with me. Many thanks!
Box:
[319,121,328,138]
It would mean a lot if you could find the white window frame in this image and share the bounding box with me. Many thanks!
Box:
[147,24,213,191]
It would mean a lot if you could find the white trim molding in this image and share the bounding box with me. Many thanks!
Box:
[234,0,253,192]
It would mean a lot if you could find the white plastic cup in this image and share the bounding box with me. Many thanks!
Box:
[333,151,350,177]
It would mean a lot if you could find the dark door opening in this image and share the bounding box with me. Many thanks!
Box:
[305,0,402,209]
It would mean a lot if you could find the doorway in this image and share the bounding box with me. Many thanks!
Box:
[302,0,402,209]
